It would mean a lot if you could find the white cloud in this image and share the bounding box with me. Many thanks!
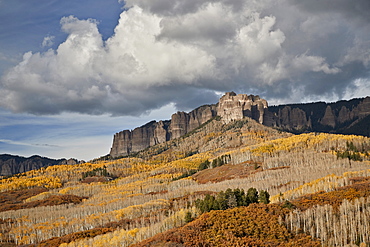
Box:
[42,35,55,48]
[292,54,341,74]
[234,14,285,68]
[101,6,217,87]
[343,78,370,100]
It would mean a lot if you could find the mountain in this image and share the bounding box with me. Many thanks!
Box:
[268,97,370,135]
[0,154,78,176]
[0,102,370,246]
[110,92,268,158]
[110,92,370,158]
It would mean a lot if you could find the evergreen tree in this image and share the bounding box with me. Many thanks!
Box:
[216,191,228,210]
[199,160,210,170]
[184,211,194,223]
[247,188,259,204]
[258,190,270,204]
[233,188,246,206]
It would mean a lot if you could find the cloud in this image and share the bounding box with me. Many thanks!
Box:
[1,0,369,116]
[0,139,60,148]
[42,35,55,48]
[288,0,370,23]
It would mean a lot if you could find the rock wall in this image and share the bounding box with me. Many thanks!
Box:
[110,94,370,158]
[268,96,370,133]
[110,121,171,158]
[0,155,78,176]
[267,106,312,131]
[110,105,217,157]
[109,92,270,157]
[217,92,268,124]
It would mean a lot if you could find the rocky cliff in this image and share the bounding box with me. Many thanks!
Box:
[0,154,78,176]
[110,92,268,158]
[110,105,218,157]
[110,93,370,158]
[268,97,370,135]
[217,92,268,124]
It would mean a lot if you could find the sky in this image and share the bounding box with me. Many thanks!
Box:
[0,0,369,160]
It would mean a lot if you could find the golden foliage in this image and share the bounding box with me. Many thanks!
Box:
[1,127,369,246]
[133,204,320,247]
[0,175,62,192]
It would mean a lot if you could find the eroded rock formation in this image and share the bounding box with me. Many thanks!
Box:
[217,92,268,124]
[0,155,78,176]
[268,96,370,134]
[110,105,218,157]
[110,93,370,158]
[110,92,268,157]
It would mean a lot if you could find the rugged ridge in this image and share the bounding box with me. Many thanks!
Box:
[110,105,218,157]
[110,93,370,158]
[268,96,370,135]
[217,92,268,124]
[110,92,269,157]
[0,154,78,176]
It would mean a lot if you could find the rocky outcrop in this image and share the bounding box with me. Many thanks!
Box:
[268,106,312,131]
[320,106,336,128]
[110,105,217,157]
[268,96,370,134]
[110,121,171,158]
[110,94,370,158]
[170,104,217,139]
[110,92,268,157]
[217,92,268,124]
[0,155,78,176]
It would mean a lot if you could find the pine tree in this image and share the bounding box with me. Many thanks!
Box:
[258,190,270,204]
[184,211,194,223]
[247,188,259,204]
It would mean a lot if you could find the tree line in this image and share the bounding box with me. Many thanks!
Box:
[195,188,270,214]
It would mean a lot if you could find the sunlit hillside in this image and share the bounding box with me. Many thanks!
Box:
[1,117,370,246]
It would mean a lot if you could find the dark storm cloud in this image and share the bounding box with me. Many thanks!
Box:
[288,0,370,23]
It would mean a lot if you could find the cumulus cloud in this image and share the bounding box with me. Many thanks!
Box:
[41,35,55,48]
[1,0,369,116]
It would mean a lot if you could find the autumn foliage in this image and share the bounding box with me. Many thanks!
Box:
[132,204,321,247]
[0,118,370,246]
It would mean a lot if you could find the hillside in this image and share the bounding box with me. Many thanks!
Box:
[0,115,370,246]
[133,177,370,247]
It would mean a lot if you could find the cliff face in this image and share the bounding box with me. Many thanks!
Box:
[110,105,218,157]
[110,94,370,158]
[217,92,268,124]
[267,106,312,131]
[110,121,171,158]
[268,96,370,135]
[0,155,78,176]
[110,92,268,157]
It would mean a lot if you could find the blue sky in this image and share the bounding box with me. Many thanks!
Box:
[0,0,123,71]
[0,0,369,160]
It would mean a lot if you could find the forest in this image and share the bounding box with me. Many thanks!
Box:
[1,117,370,246]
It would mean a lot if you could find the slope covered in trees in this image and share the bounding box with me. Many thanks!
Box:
[135,177,370,247]
[133,204,321,247]
[0,117,370,246]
